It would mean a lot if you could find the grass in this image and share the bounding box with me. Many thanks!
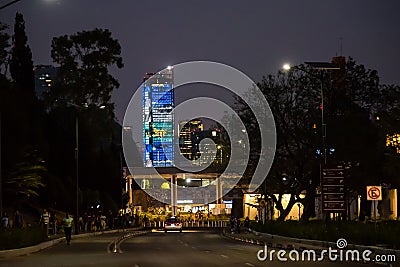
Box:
[251,220,400,249]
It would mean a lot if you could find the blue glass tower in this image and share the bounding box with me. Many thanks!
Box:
[143,69,174,167]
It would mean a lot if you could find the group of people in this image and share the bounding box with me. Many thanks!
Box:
[41,210,74,245]
[230,216,252,234]
[1,210,23,229]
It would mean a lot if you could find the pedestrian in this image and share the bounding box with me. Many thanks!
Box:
[63,212,74,245]
[40,209,50,235]
[13,210,23,228]
[244,216,250,231]
[230,216,235,233]
[2,212,9,229]
[50,211,56,235]
[107,210,113,229]
[235,217,241,234]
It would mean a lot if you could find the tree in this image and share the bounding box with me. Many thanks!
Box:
[9,13,34,94]
[236,57,399,221]
[48,28,123,112]
[256,68,321,221]
[4,150,46,205]
[0,22,10,78]
[43,28,124,212]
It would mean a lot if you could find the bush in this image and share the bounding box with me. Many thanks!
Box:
[0,226,47,250]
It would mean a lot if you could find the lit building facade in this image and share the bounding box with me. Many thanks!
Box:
[34,65,58,99]
[143,70,174,167]
[179,119,204,160]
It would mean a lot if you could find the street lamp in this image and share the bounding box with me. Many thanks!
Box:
[283,62,339,165]
[73,103,105,234]
[0,112,2,222]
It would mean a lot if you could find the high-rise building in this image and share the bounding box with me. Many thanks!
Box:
[34,65,58,99]
[179,119,204,160]
[142,69,174,167]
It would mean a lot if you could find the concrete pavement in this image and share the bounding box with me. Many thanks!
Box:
[0,228,142,258]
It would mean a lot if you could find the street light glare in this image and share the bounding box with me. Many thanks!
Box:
[282,63,291,71]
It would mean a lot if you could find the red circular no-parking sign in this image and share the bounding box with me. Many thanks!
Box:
[367,186,381,200]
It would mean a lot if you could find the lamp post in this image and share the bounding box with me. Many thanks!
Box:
[283,62,339,165]
[304,62,340,165]
[75,116,79,234]
[0,112,2,222]
[73,103,105,235]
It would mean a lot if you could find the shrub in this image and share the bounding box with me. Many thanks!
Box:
[251,220,400,248]
[0,226,47,250]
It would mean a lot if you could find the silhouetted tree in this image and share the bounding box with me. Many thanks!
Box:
[236,57,400,221]
[48,28,123,113]
[43,28,124,212]
[9,13,34,94]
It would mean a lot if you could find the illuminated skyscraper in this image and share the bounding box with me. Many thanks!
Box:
[142,69,174,167]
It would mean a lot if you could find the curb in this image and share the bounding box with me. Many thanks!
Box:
[0,228,142,258]
[222,229,399,266]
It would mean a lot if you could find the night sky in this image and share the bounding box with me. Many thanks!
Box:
[1,0,400,122]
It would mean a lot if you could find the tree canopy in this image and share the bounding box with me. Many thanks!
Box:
[48,28,123,112]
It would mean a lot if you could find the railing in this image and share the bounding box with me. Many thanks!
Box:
[143,220,228,229]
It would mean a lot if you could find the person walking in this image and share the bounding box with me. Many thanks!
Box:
[1,212,9,229]
[230,216,235,233]
[244,216,250,232]
[63,212,74,245]
[235,217,241,234]
[40,209,50,236]
[13,210,23,228]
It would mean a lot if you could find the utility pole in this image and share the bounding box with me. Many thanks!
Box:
[0,112,2,222]
[75,116,79,235]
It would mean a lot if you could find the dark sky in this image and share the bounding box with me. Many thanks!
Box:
[2,0,400,122]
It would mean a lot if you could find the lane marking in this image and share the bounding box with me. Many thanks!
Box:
[245,263,255,266]
[221,254,229,258]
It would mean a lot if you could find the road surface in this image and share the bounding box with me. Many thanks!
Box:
[0,230,383,267]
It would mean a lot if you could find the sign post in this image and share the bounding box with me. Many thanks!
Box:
[321,167,345,217]
[366,186,382,231]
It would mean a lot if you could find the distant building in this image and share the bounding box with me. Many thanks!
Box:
[192,129,224,165]
[34,65,58,99]
[142,69,174,167]
[179,119,204,160]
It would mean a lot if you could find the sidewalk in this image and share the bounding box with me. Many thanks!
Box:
[0,228,141,258]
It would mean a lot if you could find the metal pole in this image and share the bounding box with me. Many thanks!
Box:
[75,116,79,234]
[0,112,2,222]
[320,76,327,165]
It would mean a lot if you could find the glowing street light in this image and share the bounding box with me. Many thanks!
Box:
[282,61,339,165]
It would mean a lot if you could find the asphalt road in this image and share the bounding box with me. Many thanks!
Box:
[0,230,384,267]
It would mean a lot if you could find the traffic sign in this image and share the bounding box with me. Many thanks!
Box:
[321,167,345,212]
[323,202,345,211]
[367,186,382,201]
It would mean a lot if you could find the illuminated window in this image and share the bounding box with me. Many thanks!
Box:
[386,133,400,153]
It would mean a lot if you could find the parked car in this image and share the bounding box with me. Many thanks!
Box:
[164,217,182,232]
